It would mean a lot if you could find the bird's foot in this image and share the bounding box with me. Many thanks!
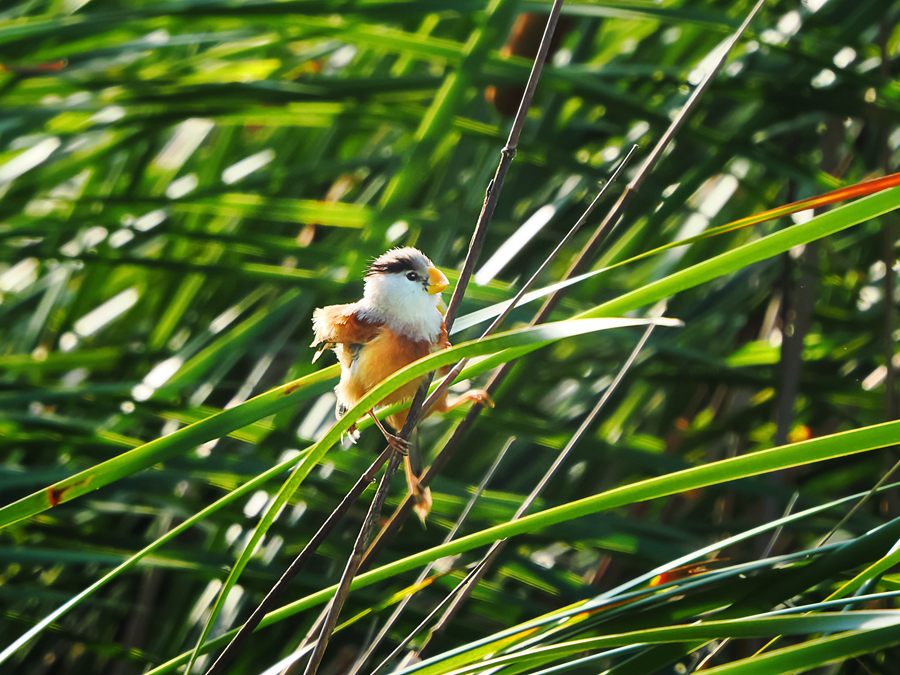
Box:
[341,423,360,446]
[366,410,410,454]
[459,389,495,409]
[384,432,410,455]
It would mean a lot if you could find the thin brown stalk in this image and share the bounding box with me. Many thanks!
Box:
[367,558,491,675]
[878,19,900,522]
[443,0,566,330]
[203,449,393,675]
[290,5,565,674]
[346,437,515,675]
[816,458,900,549]
[414,308,664,658]
[537,0,768,321]
[880,20,898,422]
[300,452,403,675]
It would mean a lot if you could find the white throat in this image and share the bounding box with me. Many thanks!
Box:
[357,274,444,342]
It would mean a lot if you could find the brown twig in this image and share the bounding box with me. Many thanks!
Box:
[877,19,900,523]
[368,558,492,675]
[202,449,393,675]
[537,0,768,322]
[291,5,565,674]
[879,19,898,423]
[414,308,665,658]
[346,437,515,675]
[443,0,565,330]
[301,451,402,675]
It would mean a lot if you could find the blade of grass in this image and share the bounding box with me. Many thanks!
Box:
[180,317,668,673]
[415,305,665,659]
[700,623,900,675]
[1,318,658,529]
[452,171,900,336]
[347,437,516,675]
[0,365,341,527]
[145,419,900,675]
[581,186,900,320]
[400,612,900,675]
[0,446,312,666]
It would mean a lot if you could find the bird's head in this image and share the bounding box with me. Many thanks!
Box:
[360,247,449,341]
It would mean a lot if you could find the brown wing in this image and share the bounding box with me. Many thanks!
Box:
[311,303,384,363]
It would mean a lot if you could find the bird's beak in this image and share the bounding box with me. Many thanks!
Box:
[427,267,449,295]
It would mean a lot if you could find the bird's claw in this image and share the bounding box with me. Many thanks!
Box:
[467,390,495,408]
[385,433,410,455]
[341,423,360,446]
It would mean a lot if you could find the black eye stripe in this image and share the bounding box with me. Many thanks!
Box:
[366,258,418,276]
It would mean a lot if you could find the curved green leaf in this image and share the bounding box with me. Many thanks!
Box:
[0,364,340,529]
[185,317,678,669]
[412,612,900,675]
[702,623,900,674]
[146,418,900,674]
[582,186,900,319]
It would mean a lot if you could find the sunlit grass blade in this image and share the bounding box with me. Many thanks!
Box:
[147,419,900,674]
[582,186,900,318]
[0,365,340,528]
[185,317,677,671]
[455,176,900,334]
[824,538,900,602]
[701,623,900,674]
[0,447,311,666]
[401,612,900,675]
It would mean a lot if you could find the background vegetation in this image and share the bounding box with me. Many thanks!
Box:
[4,0,900,673]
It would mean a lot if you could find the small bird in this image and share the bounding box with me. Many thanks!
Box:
[311,247,493,520]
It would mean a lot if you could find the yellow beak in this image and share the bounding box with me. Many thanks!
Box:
[427,267,449,295]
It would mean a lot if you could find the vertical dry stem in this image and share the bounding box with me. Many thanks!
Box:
[294,5,566,675]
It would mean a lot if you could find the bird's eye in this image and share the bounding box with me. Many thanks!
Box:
[406,272,418,281]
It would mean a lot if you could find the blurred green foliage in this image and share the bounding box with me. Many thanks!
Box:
[4,0,900,673]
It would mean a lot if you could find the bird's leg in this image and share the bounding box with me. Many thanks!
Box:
[366,411,432,521]
[443,389,495,412]
[367,410,410,455]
